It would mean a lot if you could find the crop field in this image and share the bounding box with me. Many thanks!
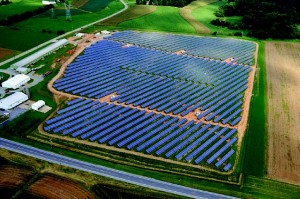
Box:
[179,0,218,34]
[26,175,96,198]
[0,26,56,51]
[0,48,17,61]
[99,5,156,26]
[0,0,42,21]
[0,0,123,51]
[266,42,300,184]
[14,0,123,32]
[118,6,196,33]
[0,164,34,198]
[44,31,257,172]
[80,0,112,12]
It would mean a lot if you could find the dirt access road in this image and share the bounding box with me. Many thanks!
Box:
[266,42,300,184]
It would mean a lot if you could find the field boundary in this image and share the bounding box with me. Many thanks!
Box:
[179,0,218,34]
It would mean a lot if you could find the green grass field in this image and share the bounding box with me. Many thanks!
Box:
[118,6,196,33]
[192,1,246,35]
[0,0,43,21]
[0,26,56,51]
[80,0,112,12]
[243,41,266,177]
[0,0,123,51]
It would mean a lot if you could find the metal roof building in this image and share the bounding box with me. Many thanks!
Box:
[31,100,45,111]
[11,39,69,69]
[0,92,28,110]
[2,74,30,89]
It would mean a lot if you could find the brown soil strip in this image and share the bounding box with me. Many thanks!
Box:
[266,42,300,185]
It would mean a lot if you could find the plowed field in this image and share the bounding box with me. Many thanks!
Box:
[27,175,95,199]
[266,42,300,184]
[0,47,15,61]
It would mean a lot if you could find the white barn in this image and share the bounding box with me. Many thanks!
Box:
[11,39,69,69]
[2,74,30,89]
[0,92,28,110]
[31,100,45,111]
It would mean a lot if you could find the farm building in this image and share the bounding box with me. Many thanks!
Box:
[11,39,69,69]
[2,74,30,89]
[75,33,85,37]
[16,67,31,74]
[0,92,28,110]
[101,30,110,35]
[31,100,45,111]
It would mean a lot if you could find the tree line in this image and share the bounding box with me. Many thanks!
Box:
[136,0,194,7]
[0,0,11,6]
[0,5,53,26]
[212,0,300,39]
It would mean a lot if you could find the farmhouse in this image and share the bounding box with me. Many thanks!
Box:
[11,39,69,69]
[0,92,28,110]
[2,74,30,89]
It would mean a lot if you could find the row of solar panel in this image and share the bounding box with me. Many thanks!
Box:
[53,40,248,124]
[57,40,250,86]
[54,69,244,125]
[108,31,255,65]
[44,100,237,170]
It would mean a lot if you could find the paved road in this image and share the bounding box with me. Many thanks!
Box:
[0,138,237,199]
[0,0,128,67]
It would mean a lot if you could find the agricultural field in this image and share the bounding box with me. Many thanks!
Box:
[25,174,96,198]
[0,0,43,21]
[43,31,257,175]
[117,6,196,33]
[0,48,18,61]
[80,0,112,12]
[179,0,218,34]
[192,1,245,35]
[0,149,183,199]
[265,42,300,185]
[99,5,156,26]
[0,26,56,51]
[0,0,124,52]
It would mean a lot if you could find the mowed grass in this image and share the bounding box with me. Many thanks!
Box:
[99,5,156,26]
[80,0,112,12]
[118,6,196,33]
[243,41,266,177]
[192,1,245,35]
[0,0,43,20]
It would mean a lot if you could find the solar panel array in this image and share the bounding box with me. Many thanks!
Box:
[53,39,250,126]
[44,31,256,172]
[44,99,236,171]
[108,31,256,65]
